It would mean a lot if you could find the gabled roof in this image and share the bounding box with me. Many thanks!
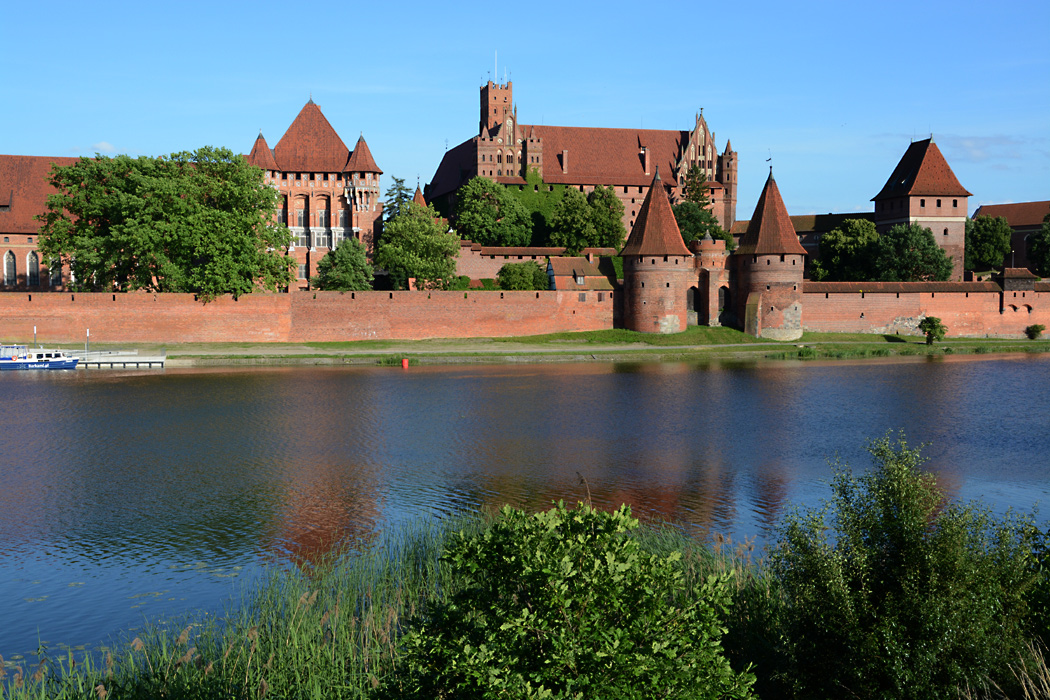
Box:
[272,101,351,173]
[246,132,279,171]
[972,201,1050,229]
[528,125,688,187]
[736,172,807,256]
[346,134,382,174]
[620,170,692,257]
[548,256,614,291]
[0,154,78,234]
[872,138,972,201]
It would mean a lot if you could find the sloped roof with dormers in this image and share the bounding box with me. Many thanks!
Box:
[873,138,972,201]
[272,101,352,173]
[736,172,807,257]
[247,132,279,171]
[0,155,78,234]
[620,170,692,257]
[346,135,382,174]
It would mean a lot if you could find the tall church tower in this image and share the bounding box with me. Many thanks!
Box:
[480,81,515,136]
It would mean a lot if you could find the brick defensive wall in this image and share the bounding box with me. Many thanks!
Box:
[0,290,616,344]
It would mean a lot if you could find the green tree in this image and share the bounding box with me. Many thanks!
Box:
[682,165,712,207]
[812,218,880,281]
[37,147,293,300]
[586,184,627,250]
[375,202,459,290]
[873,223,953,281]
[383,176,414,223]
[454,177,532,246]
[918,316,947,344]
[311,238,373,291]
[507,169,567,246]
[497,261,549,290]
[772,433,1040,700]
[381,502,756,700]
[672,201,734,250]
[965,215,1012,271]
[1027,213,1050,277]
[548,188,598,255]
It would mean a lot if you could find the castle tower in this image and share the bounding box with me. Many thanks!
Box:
[690,233,730,326]
[621,170,695,333]
[872,138,971,281]
[716,140,738,230]
[480,81,514,137]
[732,171,806,340]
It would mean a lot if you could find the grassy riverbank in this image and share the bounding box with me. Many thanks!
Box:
[4,437,1048,699]
[65,327,1050,368]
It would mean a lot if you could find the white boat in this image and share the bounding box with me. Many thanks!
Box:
[0,345,79,370]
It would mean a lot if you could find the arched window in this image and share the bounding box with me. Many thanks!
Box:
[49,260,62,287]
[27,252,39,286]
[3,251,14,286]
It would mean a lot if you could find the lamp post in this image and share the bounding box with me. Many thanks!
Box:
[1012,249,1015,268]
[86,328,89,356]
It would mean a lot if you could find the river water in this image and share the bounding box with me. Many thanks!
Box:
[1,355,1048,660]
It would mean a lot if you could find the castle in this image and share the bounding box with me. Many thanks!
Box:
[427,82,738,233]
[0,86,1047,346]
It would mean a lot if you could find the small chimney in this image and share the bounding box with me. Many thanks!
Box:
[561,149,569,174]
[641,146,650,176]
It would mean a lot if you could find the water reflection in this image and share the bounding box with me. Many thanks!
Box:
[0,355,1048,659]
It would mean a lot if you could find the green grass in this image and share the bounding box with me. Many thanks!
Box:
[492,325,764,347]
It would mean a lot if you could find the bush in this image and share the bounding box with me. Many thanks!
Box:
[771,433,1041,699]
[1026,324,1046,340]
[497,261,549,290]
[918,316,947,345]
[380,502,755,699]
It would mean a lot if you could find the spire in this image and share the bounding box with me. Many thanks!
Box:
[412,186,426,207]
[346,134,383,174]
[620,170,692,257]
[724,139,733,154]
[736,172,806,256]
[247,132,278,171]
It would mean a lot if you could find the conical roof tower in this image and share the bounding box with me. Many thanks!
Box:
[736,171,805,256]
[621,169,692,257]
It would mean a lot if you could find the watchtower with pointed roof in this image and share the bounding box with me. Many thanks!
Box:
[621,171,695,333]
[246,101,383,289]
[873,138,971,281]
[731,171,806,340]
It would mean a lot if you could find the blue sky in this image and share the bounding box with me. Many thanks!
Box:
[2,0,1047,219]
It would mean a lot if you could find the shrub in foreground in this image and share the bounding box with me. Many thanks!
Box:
[380,501,755,699]
[1026,323,1046,340]
[771,433,1041,699]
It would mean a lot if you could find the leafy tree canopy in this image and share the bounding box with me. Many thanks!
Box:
[382,176,414,223]
[965,215,1012,271]
[508,169,568,245]
[586,185,627,250]
[374,202,459,290]
[873,223,953,282]
[548,188,598,255]
[918,316,947,344]
[810,218,880,281]
[381,502,756,699]
[37,147,294,300]
[454,177,531,247]
[311,238,373,291]
[672,201,735,250]
[1027,213,1050,277]
[496,261,549,290]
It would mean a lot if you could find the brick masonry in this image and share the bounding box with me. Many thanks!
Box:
[0,290,616,344]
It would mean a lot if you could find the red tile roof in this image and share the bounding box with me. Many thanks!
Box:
[412,186,427,207]
[346,135,382,174]
[0,154,78,234]
[1002,267,1039,279]
[620,170,692,257]
[972,201,1050,229]
[272,101,351,173]
[730,212,875,236]
[736,172,807,256]
[804,281,1002,294]
[873,138,972,200]
[548,256,614,291]
[247,132,279,171]
[528,125,689,187]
